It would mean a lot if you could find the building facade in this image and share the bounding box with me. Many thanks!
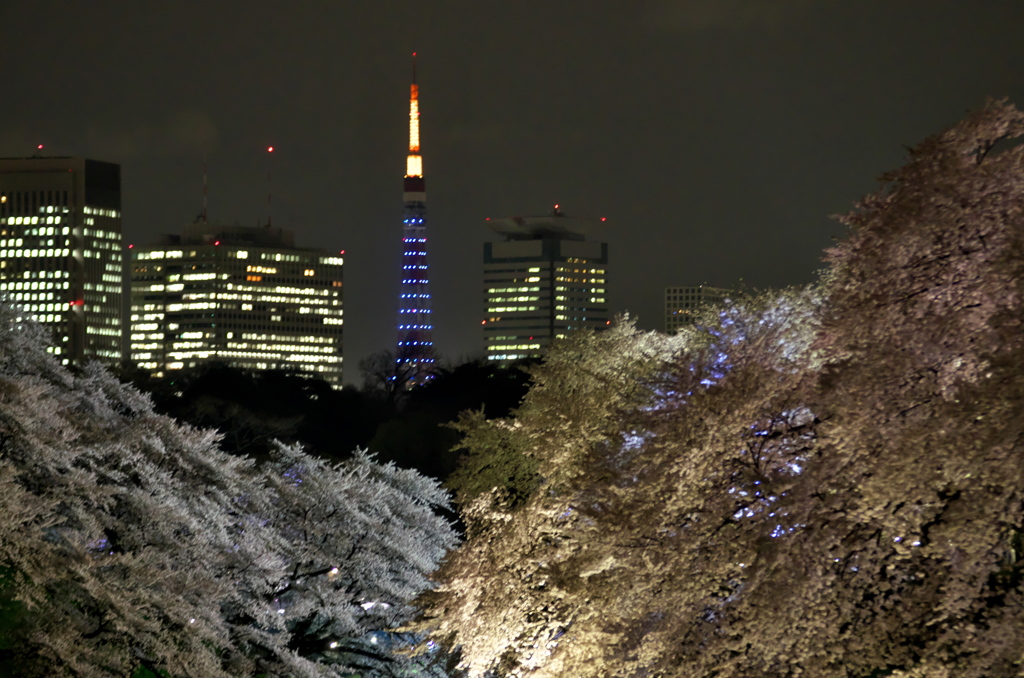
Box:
[483,207,609,361]
[0,156,123,366]
[130,222,344,386]
[395,59,435,384]
[665,285,736,333]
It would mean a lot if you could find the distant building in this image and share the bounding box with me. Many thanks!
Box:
[665,285,736,333]
[0,156,124,366]
[130,222,344,386]
[483,206,609,361]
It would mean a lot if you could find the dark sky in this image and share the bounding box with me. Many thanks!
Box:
[3,2,1023,383]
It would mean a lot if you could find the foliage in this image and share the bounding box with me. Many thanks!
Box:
[0,308,458,676]
[422,100,1024,677]
[444,408,540,516]
[122,357,535,485]
[120,364,387,464]
[359,349,421,409]
[372,359,536,481]
[441,328,664,516]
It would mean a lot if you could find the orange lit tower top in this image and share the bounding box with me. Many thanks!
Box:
[396,53,434,384]
[406,59,422,174]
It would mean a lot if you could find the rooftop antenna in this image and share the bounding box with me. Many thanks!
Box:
[266,145,274,227]
[202,150,208,223]
[409,52,419,154]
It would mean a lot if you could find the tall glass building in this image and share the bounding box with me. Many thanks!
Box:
[130,222,344,386]
[483,206,609,361]
[0,156,123,366]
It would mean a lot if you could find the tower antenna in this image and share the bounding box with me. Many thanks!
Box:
[202,150,208,223]
[408,55,420,157]
[266,145,274,227]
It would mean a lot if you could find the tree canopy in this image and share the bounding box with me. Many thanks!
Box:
[0,307,458,676]
[424,100,1024,677]
[121,356,534,484]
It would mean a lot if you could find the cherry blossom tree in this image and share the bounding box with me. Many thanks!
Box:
[0,303,458,677]
[424,100,1024,677]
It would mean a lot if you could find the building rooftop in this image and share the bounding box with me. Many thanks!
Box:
[153,221,296,248]
[486,205,600,241]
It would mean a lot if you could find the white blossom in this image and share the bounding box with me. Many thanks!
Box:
[424,100,1024,678]
[0,300,458,676]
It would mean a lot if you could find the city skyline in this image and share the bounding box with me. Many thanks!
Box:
[3,3,1024,382]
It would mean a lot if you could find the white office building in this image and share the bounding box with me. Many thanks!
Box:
[0,156,124,365]
[483,206,609,361]
[130,222,344,386]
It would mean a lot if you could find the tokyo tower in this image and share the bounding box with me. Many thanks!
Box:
[395,53,434,384]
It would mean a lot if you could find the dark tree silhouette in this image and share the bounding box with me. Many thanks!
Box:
[371,358,536,480]
[121,363,389,464]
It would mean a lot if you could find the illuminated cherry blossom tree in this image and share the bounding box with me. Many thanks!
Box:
[425,100,1024,677]
[0,304,457,677]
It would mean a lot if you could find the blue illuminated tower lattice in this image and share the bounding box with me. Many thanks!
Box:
[396,55,434,384]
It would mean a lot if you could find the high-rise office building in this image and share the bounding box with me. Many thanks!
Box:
[0,156,124,366]
[395,56,435,384]
[130,222,344,386]
[483,206,609,361]
[665,285,736,333]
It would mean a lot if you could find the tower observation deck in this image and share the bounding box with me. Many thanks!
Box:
[396,54,434,384]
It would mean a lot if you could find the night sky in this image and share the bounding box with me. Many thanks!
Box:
[4,2,1024,383]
